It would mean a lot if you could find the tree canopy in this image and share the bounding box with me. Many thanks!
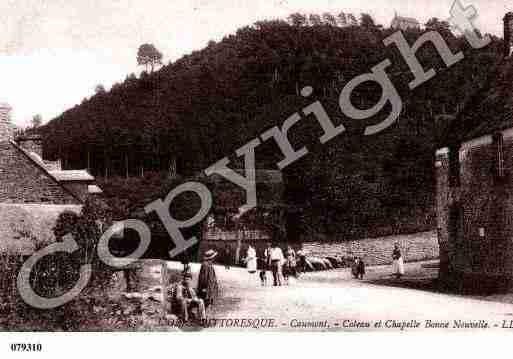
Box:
[42,13,503,241]
[137,43,163,73]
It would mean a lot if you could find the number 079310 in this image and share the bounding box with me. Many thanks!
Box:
[10,343,42,352]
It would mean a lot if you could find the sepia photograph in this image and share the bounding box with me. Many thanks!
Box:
[2,0,513,354]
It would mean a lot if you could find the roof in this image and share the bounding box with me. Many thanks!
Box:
[394,16,420,24]
[88,184,103,194]
[7,140,83,203]
[391,15,420,27]
[444,57,511,146]
[49,170,95,182]
[0,203,82,255]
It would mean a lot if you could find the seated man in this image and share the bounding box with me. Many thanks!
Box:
[172,271,206,322]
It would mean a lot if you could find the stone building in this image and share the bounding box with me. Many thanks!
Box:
[390,13,420,31]
[436,12,513,293]
[0,104,102,255]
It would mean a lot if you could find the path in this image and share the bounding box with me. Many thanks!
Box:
[166,261,513,332]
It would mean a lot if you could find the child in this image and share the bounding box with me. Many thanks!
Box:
[258,257,268,286]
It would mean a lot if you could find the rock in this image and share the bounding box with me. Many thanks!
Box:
[308,257,326,271]
[322,258,333,270]
[304,259,315,272]
[326,257,339,268]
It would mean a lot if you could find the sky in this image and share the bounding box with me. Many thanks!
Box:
[0,0,510,127]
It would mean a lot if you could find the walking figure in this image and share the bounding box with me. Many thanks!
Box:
[392,243,405,279]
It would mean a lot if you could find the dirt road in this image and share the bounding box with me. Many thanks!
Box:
[166,261,513,332]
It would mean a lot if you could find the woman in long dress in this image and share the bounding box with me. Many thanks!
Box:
[197,250,220,309]
[246,245,257,274]
[392,243,405,278]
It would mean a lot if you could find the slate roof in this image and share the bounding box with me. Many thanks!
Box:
[6,140,83,203]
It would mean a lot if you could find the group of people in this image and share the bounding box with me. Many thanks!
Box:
[351,243,405,280]
[243,242,305,286]
[171,242,406,322]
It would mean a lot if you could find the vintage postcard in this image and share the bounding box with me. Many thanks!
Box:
[1,0,513,353]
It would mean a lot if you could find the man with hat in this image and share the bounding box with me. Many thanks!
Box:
[171,268,206,322]
[197,249,220,309]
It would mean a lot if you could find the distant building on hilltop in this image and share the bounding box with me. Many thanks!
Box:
[390,12,420,31]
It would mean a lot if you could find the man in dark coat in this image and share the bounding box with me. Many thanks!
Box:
[223,244,232,270]
[197,249,220,309]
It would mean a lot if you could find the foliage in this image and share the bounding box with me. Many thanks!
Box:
[137,43,163,73]
[31,114,42,128]
[41,14,503,241]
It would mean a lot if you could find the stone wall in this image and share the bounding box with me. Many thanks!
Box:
[303,231,439,266]
[0,142,79,204]
[437,130,513,293]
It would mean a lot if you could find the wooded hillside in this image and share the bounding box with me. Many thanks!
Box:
[42,14,503,241]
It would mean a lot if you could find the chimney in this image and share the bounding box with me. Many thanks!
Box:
[504,12,513,57]
[0,103,14,141]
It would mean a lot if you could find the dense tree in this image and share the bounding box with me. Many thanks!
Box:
[322,12,337,26]
[308,14,322,26]
[31,114,42,128]
[137,44,163,73]
[94,84,106,94]
[337,11,348,27]
[287,13,307,27]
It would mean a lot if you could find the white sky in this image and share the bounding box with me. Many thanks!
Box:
[0,0,510,127]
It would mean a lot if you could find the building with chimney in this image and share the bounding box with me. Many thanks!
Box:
[0,104,102,255]
[436,12,513,293]
[390,13,420,31]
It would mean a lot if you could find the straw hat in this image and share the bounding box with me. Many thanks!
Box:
[203,249,218,261]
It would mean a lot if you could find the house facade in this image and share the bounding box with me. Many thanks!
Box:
[436,13,513,293]
[0,105,102,255]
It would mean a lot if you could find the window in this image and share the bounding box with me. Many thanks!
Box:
[493,132,505,180]
[449,146,460,187]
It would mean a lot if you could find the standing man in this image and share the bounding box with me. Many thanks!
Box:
[263,242,272,273]
[223,243,232,270]
[269,242,284,286]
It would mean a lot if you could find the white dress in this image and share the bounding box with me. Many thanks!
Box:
[392,255,405,275]
[246,247,257,273]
